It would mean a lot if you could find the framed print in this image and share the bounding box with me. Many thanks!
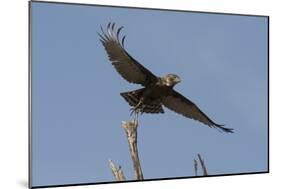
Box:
[29,1,269,188]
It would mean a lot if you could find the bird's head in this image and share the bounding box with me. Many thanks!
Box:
[163,74,181,87]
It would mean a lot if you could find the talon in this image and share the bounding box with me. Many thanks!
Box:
[130,106,140,122]
[130,107,139,116]
[130,107,135,116]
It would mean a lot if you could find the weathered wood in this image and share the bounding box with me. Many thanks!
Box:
[122,120,144,180]
[194,159,198,176]
[109,159,126,181]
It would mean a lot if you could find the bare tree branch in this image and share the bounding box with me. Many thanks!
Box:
[194,159,198,176]
[122,120,144,180]
[108,159,126,181]
[197,154,208,176]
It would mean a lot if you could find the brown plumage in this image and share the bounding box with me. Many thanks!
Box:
[98,23,233,133]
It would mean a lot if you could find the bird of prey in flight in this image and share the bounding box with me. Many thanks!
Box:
[98,23,233,133]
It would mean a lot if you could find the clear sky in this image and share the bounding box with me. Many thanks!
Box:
[31,2,268,187]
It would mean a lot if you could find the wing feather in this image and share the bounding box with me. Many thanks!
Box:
[98,23,158,86]
[162,90,233,133]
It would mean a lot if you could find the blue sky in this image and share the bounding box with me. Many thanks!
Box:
[31,2,268,187]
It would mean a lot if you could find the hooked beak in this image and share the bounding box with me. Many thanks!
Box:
[175,77,181,83]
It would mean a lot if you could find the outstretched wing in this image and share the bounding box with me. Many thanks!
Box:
[162,90,233,133]
[98,23,158,86]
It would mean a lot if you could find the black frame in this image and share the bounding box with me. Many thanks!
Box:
[28,1,270,188]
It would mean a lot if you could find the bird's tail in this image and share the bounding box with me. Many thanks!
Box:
[120,89,144,107]
[120,89,164,114]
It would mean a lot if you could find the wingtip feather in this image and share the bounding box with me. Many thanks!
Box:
[121,35,126,47]
[215,124,234,133]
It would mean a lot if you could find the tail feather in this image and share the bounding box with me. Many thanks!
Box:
[143,103,164,114]
[120,89,164,114]
[120,89,143,107]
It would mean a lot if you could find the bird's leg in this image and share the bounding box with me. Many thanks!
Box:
[130,106,140,117]
[130,107,140,123]
[133,110,139,124]
[130,100,143,116]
